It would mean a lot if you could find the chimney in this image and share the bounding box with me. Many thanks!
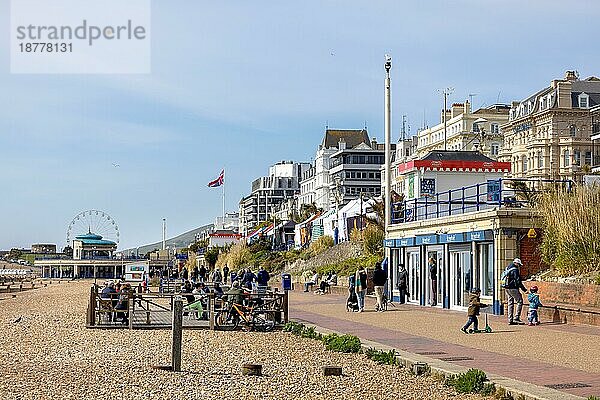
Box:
[565,70,579,81]
[371,138,377,149]
[451,103,464,119]
[440,108,451,124]
[557,80,573,108]
[464,100,471,115]
[338,138,346,150]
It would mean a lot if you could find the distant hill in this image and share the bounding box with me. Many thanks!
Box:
[121,224,214,256]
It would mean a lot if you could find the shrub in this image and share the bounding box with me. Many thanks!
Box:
[446,368,488,394]
[363,224,384,256]
[299,326,322,340]
[588,396,600,400]
[364,348,399,365]
[536,186,600,275]
[308,235,334,257]
[283,321,305,335]
[322,333,361,353]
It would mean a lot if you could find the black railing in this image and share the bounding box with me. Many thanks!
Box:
[391,178,573,224]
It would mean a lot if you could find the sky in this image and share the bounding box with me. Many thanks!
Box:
[1,0,599,251]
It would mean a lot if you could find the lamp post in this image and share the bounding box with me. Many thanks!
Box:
[384,55,392,236]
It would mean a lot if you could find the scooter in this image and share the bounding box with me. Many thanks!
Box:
[468,313,493,333]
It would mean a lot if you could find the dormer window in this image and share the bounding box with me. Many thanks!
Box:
[579,93,589,109]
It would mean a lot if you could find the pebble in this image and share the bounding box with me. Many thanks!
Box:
[0,281,488,400]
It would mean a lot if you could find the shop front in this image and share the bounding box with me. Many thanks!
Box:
[385,229,496,313]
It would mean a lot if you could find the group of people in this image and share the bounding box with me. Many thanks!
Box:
[303,270,338,294]
[99,280,133,324]
[462,257,543,333]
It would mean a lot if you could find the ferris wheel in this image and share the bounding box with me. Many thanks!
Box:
[66,210,120,246]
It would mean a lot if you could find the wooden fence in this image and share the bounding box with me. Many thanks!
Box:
[86,284,288,330]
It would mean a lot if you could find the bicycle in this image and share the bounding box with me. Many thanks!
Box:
[214,300,275,332]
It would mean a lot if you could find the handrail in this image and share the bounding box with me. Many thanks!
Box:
[391,178,573,224]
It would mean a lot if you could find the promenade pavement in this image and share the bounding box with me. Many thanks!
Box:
[289,290,600,398]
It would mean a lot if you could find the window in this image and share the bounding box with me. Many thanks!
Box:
[491,143,500,156]
[574,150,581,166]
[522,156,528,172]
[473,123,480,132]
[585,151,592,166]
[564,150,570,167]
[579,93,589,109]
[538,151,544,168]
[570,125,577,137]
[491,123,499,134]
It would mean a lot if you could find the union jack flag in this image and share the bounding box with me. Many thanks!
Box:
[207,170,224,187]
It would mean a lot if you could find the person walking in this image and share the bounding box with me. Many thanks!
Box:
[502,258,528,325]
[355,266,368,312]
[198,264,207,283]
[256,266,270,293]
[527,285,543,326]
[461,288,486,333]
[396,264,408,304]
[372,262,387,312]
[212,268,223,284]
[428,257,438,306]
[223,264,229,284]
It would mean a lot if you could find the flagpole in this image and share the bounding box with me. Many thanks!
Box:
[222,169,225,229]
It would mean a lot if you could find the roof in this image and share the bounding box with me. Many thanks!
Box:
[398,151,510,174]
[74,233,116,246]
[322,129,370,149]
[422,150,495,162]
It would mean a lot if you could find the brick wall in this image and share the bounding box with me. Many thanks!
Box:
[518,233,545,279]
[527,280,600,309]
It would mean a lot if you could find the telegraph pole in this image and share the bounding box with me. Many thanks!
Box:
[384,55,392,236]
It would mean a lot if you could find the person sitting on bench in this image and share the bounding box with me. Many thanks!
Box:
[318,271,337,294]
[304,271,318,292]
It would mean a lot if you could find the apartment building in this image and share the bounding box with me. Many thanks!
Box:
[498,71,600,181]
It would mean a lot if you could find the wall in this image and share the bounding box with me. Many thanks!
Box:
[526,280,600,309]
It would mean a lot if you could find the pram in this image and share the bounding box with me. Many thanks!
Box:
[346,286,359,312]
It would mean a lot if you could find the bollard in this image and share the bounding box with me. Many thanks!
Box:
[172,297,183,372]
[323,366,342,376]
[412,362,428,375]
[208,293,215,330]
[241,364,262,376]
[146,311,151,325]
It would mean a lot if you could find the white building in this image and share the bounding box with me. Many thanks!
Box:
[239,161,310,236]
[299,129,371,212]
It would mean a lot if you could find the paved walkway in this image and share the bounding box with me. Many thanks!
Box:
[289,291,600,398]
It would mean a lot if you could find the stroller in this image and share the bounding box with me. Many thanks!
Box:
[346,285,359,312]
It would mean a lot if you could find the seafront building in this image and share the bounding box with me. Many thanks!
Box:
[498,71,600,181]
[414,101,509,160]
[238,161,310,236]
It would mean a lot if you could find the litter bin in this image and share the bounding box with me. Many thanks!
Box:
[281,273,292,291]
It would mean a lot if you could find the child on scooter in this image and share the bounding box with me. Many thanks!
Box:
[461,288,486,334]
[527,285,542,325]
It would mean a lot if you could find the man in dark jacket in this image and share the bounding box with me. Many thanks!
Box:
[372,262,387,312]
[223,265,230,284]
[396,264,408,304]
[257,266,270,287]
[198,265,207,282]
[503,258,528,325]
[428,257,438,306]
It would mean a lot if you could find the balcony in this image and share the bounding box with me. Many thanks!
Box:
[391,178,573,224]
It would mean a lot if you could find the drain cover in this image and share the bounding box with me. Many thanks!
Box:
[438,356,474,361]
[544,383,592,389]
[416,351,447,356]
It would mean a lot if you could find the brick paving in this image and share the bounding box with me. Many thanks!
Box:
[289,291,600,398]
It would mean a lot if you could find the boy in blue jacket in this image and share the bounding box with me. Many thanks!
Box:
[527,285,543,325]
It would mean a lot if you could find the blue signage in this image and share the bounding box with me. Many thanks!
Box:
[415,234,438,245]
[439,233,465,243]
[176,253,188,260]
[396,237,415,247]
[383,239,395,248]
[467,230,494,241]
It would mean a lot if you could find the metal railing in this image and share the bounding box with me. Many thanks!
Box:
[391,178,573,224]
